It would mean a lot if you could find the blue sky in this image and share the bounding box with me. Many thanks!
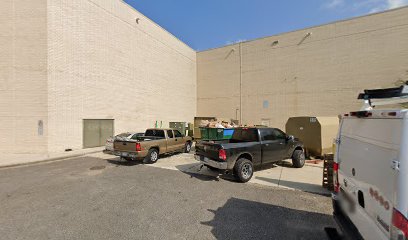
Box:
[125,0,408,51]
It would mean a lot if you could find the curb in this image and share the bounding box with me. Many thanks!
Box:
[0,149,103,169]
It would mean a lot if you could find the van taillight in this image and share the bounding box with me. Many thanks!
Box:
[135,143,142,152]
[219,149,227,161]
[392,209,408,239]
[333,162,340,193]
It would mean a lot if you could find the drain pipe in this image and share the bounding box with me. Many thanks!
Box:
[239,42,243,124]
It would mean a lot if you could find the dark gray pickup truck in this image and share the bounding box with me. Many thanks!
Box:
[195,127,305,182]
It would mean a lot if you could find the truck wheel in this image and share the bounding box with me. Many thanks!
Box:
[234,158,253,183]
[184,142,192,153]
[292,149,305,168]
[144,149,159,164]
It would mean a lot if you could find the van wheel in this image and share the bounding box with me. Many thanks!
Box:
[184,142,192,153]
[144,149,159,164]
[292,149,305,168]
[234,158,253,183]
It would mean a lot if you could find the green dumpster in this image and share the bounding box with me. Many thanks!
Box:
[199,128,235,140]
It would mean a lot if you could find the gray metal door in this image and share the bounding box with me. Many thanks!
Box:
[83,119,114,148]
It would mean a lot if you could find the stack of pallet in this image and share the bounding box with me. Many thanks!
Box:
[322,154,334,191]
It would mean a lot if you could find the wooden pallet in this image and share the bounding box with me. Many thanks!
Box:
[322,154,334,191]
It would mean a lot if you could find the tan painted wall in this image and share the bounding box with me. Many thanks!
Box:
[0,0,48,153]
[197,7,408,130]
[47,0,197,152]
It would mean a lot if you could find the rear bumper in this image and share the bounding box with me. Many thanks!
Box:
[194,155,228,170]
[332,194,364,240]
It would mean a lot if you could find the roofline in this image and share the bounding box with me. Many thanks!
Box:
[198,5,408,53]
[120,0,195,52]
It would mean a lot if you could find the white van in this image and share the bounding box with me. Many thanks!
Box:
[332,85,408,240]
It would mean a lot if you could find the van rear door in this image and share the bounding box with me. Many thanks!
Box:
[337,117,402,239]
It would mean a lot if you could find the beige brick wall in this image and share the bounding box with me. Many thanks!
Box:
[2,1,408,154]
[197,7,408,130]
[0,0,48,153]
[47,0,197,152]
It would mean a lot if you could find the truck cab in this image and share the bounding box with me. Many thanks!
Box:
[113,128,193,164]
[332,84,408,240]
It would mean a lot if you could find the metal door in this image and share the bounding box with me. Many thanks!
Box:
[83,119,114,148]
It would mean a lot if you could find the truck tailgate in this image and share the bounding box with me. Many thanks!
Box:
[114,140,137,153]
[195,141,223,161]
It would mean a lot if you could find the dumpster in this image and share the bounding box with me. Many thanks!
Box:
[194,117,216,139]
[200,128,235,141]
[285,116,339,157]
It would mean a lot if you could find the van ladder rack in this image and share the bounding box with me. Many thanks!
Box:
[358,82,408,110]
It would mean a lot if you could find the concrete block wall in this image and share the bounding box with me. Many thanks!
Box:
[47,0,197,152]
[197,7,408,129]
[0,0,48,153]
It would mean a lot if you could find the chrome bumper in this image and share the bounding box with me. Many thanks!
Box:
[194,155,228,170]
[113,151,139,158]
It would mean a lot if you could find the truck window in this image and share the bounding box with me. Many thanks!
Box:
[167,130,174,138]
[260,129,274,141]
[230,129,259,142]
[174,130,183,138]
[145,129,165,138]
[272,129,286,140]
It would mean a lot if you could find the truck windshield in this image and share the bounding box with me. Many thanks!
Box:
[144,130,165,138]
[230,129,259,142]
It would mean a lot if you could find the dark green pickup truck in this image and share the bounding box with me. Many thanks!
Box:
[195,127,305,182]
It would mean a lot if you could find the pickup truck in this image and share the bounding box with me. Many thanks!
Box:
[114,128,193,164]
[195,127,305,182]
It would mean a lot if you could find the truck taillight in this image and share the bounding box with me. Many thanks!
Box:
[135,143,142,152]
[333,162,340,193]
[392,209,408,240]
[219,149,226,161]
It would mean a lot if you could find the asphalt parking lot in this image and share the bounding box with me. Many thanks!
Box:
[0,153,337,240]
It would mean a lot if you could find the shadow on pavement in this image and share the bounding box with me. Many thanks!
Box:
[106,158,143,166]
[255,176,330,196]
[105,150,190,166]
[175,163,237,182]
[202,197,335,240]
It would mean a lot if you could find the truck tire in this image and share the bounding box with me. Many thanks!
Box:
[144,148,159,164]
[184,142,192,153]
[233,158,254,183]
[292,149,305,168]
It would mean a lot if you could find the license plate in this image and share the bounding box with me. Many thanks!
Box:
[121,152,129,157]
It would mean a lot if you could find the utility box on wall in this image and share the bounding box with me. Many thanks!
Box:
[285,117,339,157]
[169,122,190,136]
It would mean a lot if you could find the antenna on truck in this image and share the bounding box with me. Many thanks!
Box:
[358,82,408,110]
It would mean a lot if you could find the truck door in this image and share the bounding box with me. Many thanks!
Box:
[166,130,177,152]
[260,128,287,164]
[174,130,185,150]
